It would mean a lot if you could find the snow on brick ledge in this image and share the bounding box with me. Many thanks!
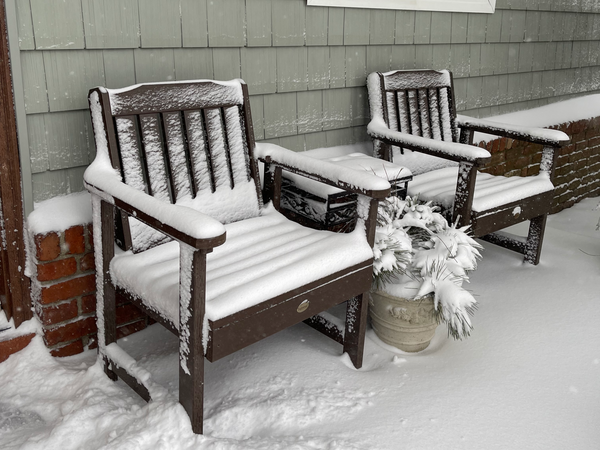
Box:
[26,192,149,357]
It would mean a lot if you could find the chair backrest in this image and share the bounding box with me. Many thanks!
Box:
[372,70,459,144]
[89,79,262,252]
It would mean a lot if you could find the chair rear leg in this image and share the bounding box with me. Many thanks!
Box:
[524,213,548,265]
[343,294,369,369]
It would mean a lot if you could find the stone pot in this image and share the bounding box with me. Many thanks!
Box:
[369,290,438,352]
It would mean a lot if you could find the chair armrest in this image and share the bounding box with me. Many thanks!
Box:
[456,115,570,147]
[367,118,491,166]
[255,143,391,199]
[84,164,226,250]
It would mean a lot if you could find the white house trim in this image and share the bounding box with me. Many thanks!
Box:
[307,0,496,14]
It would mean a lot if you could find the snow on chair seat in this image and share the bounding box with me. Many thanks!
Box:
[85,78,389,435]
[111,206,373,326]
[408,168,554,213]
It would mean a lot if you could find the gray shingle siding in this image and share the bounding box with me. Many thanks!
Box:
[14,0,600,204]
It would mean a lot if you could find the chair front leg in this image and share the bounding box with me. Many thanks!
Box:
[96,197,117,380]
[178,245,208,434]
[343,294,369,369]
[524,214,548,265]
[453,161,477,229]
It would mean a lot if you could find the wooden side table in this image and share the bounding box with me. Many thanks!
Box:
[280,153,412,232]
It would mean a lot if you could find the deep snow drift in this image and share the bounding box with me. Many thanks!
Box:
[1,197,599,450]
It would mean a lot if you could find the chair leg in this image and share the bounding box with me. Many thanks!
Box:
[179,347,204,434]
[179,248,207,434]
[343,294,369,369]
[524,214,548,265]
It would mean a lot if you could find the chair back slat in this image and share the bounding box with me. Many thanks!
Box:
[204,108,233,190]
[380,70,458,144]
[91,80,262,253]
[418,89,432,139]
[224,105,252,186]
[163,111,193,201]
[115,116,147,192]
[184,110,213,195]
[428,89,442,140]
[437,86,455,141]
[139,113,171,202]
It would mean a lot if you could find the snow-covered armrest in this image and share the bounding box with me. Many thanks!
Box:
[367,118,491,166]
[84,166,226,250]
[456,115,570,147]
[255,143,391,199]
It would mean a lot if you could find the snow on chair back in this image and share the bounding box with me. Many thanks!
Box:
[379,70,458,143]
[89,80,261,253]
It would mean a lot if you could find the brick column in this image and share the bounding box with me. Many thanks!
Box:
[31,223,149,357]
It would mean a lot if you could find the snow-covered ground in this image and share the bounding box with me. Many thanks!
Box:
[1,197,598,450]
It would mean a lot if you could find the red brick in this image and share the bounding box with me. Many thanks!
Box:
[50,340,84,357]
[0,333,35,363]
[589,136,600,148]
[65,225,85,254]
[39,299,78,325]
[37,257,77,282]
[116,320,146,340]
[44,316,97,347]
[81,294,96,314]
[497,138,506,153]
[80,252,95,272]
[116,303,146,325]
[35,232,60,261]
[568,119,589,135]
[527,164,540,176]
[41,274,96,305]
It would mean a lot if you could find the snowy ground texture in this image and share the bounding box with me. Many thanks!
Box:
[0,197,598,449]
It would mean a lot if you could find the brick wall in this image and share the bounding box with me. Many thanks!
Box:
[477,116,600,213]
[32,224,149,357]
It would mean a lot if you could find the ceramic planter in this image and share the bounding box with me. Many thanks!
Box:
[369,290,438,352]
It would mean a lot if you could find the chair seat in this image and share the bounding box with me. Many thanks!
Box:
[110,205,373,324]
[408,167,554,212]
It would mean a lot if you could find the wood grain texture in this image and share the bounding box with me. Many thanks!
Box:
[272,0,305,46]
[207,0,245,47]
[82,0,140,49]
[103,50,136,88]
[20,51,48,113]
[30,0,84,49]
[15,0,34,49]
[138,0,181,48]
[181,0,208,47]
[43,50,105,111]
[246,0,272,47]
[241,47,276,94]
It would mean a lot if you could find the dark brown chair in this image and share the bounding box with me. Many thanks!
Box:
[85,79,390,434]
[367,69,569,265]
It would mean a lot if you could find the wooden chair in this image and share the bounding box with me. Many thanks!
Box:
[367,69,570,264]
[84,79,390,434]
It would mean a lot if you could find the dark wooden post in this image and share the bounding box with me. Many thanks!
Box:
[100,200,117,380]
[0,0,31,327]
[179,247,208,434]
[453,162,477,228]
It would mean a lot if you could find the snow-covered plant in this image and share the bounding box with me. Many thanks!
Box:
[372,196,482,340]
